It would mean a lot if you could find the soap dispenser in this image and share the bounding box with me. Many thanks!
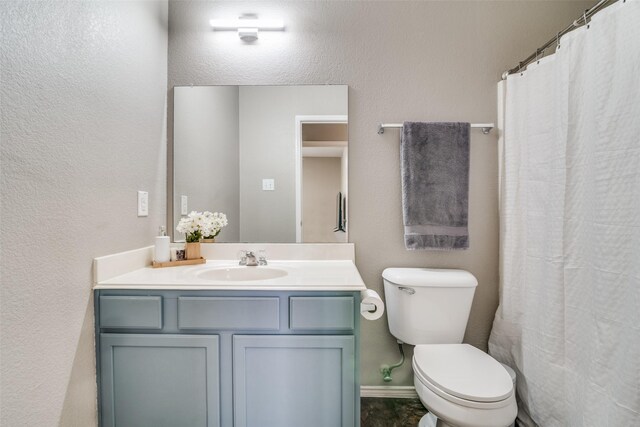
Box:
[155,226,170,263]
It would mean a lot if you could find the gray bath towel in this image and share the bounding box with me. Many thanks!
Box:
[401,122,470,250]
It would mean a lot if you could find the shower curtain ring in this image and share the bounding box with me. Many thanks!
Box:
[584,9,589,28]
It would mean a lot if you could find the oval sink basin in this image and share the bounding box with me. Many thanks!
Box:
[197,267,288,282]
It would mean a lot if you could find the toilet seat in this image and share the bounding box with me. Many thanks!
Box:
[413,344,514,409]
[413,373,517,427]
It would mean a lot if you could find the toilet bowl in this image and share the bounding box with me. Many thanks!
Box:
[382,268,518,427]
[412,344,517,427]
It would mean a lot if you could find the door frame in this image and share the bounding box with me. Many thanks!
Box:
[294,115,348,243]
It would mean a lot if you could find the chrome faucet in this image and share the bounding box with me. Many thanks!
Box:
[245,251,258,266]
[239,249,267,266]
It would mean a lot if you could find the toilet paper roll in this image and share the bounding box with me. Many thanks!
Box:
[360,289,385,320]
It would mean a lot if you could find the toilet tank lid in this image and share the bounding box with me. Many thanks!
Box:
[382,268,478,288]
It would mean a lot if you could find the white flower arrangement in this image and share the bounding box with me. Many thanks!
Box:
[202,211,228,240]
[177,211,228,243]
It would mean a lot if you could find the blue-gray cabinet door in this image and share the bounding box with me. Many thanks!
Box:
[233,335,355,427]
[100,334,220,427]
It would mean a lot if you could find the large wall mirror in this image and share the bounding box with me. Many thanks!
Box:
[172,85,348,243]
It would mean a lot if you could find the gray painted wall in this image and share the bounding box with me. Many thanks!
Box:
[238,85,348,242]
[0,1,168,426]
[168,0,592,386]
[173,86,240,242]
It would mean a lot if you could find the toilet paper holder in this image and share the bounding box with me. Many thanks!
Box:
[361,302,377,312]
[360,289,384,321]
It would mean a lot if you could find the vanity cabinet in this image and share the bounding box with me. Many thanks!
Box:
[99,334,220,427]
[233,335,355,427]
[95,290,360,427]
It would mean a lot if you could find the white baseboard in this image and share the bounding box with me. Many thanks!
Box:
[360,386,418,399]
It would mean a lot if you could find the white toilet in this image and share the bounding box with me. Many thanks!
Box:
[383,268,517,427]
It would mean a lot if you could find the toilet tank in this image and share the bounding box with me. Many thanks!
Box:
[383,268,478,345]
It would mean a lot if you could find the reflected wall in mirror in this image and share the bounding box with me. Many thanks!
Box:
[173,85,348,243]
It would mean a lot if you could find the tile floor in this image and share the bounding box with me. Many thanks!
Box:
[360,397,428,427]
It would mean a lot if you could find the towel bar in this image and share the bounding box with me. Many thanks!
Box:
[378,123,494,135]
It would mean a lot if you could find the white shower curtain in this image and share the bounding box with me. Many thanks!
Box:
[489,1,640,426]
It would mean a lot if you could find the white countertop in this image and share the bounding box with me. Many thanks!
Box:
[95,259,367,292]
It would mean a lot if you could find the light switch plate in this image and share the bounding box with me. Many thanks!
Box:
[262,179,275,191]
[181,195,188,215]
[137,191,149,217]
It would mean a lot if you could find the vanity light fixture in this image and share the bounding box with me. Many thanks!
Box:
[209,15,285,42]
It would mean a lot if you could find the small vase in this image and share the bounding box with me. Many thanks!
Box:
[185,242,201,260]
[201,237,216,243]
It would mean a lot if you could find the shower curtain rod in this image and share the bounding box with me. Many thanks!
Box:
[378,123,494,135]
[502,0,616,79]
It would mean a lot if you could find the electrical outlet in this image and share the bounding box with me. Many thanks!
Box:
[262,178,275,191]
[181,195,188,215]
[137,191,149,217]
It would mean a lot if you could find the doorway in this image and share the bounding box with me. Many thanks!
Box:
[295,115,348,243]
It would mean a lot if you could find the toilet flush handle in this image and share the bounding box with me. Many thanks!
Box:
[398,286,415,295]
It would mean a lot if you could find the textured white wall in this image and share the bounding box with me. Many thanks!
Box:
[168,0,592,386]
[0,1,168,426]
